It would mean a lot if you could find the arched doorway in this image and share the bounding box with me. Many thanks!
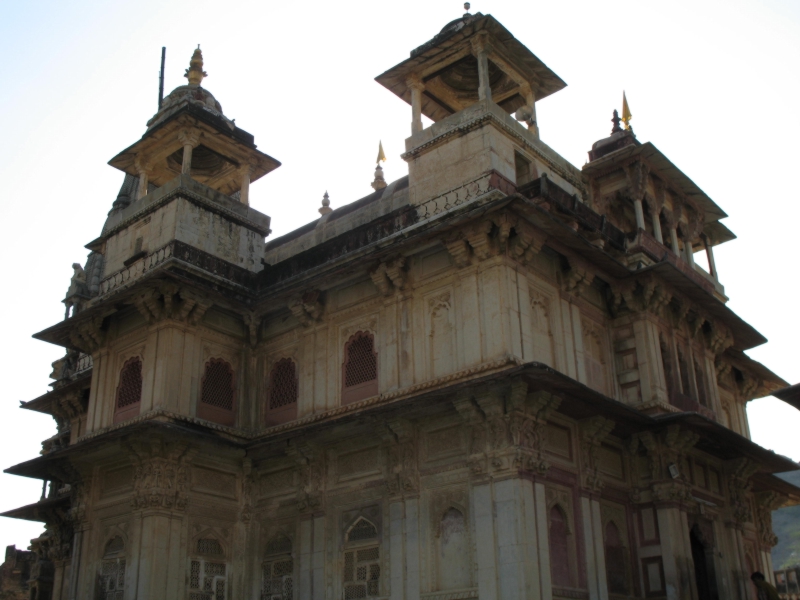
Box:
[690,524,720,600]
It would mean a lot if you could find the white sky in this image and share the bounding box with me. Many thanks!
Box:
[0,0,798,549]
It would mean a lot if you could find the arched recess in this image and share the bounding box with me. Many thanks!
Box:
[97,535,127,598]
[114,356,143,424]
[265,358,298,426]
[436,506,471,591]
[548,503,575,588]
[198,358,236,426]
[583,326,608,394]
[263,533,293,600]
[341,332,378,405]
[604,520,629,595]
[189,533,229,600]
[343,517,381,598]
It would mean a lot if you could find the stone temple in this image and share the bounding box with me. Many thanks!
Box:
[2,10,799,600]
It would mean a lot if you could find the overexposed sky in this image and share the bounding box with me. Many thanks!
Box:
[0,0,798,548]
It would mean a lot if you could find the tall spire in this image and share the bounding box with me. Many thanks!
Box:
[621,91,632,131]
[185,46,207,86]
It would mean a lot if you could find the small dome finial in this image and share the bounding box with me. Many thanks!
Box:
[319,191,332,216]
[464,2,471,13]
[611,109,622,134]
[185,46,207,86]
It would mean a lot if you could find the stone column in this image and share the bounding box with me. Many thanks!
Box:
[472,37,492,101]
[519,84,539,138]
[178,129,200,176]
[407,77,424,134]
[656,502,697,600]
[703,236,718,280]
[388,497,421,600]
[652,210,664,243]
[684,239,695,266]
[239,164,252,205]
[633,199,646,231]
[135,158,152,200]
[670,229,680,256]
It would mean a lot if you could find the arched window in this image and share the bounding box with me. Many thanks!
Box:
[659,335,674,399]
[198,358,236,426]
[583,327,608,395]
[342,332,378,405]
[266,358,298,426]
[438,508,470,590]
[98,536,126,598]
[343,518,380,598]
[114,357,142,424]
[263,534,293,600]
[549,505,573,588]
[190,537,228,600]
[678,348,691,397]
[604,521,628,594]
[695,359,708,407]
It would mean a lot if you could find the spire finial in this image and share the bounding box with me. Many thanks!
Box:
[372,142,388,191]
[319,191,332,216]
[611,109,622,134]
[621,91,632,131]
[185,46,207,86]
[376,141,387,166]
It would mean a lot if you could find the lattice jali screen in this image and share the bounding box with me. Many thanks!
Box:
[198,359,236,426]
[266,358,299,425]
[98,558,126,600]
[190,559,227,600]
[347,519,378,542]
[343,547,380,598]
[114,357,142,423]
[262,558,293,600]
[197,538,224,556]
[341,332,378,405]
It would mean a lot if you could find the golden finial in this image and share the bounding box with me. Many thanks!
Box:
[185,45,207,86]
[376,141,387,165]
[621,91,632,131]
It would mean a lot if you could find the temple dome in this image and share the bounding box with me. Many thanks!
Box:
[145,47,232,130]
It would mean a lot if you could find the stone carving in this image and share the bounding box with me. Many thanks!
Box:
[578,417,615,492]
[754,491,784,548]
[128,440,191,511]
[726,457,758,527]
[370,257,407,296]
[288,440,323,512]
[563,259,594,297]
[385,419,418,495]
[132,282,211,325]
[288,290,323,327]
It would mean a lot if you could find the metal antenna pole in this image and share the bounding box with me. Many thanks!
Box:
[158,47,166,110]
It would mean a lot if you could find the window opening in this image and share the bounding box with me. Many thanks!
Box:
[198,359,236,427]
[266,358,298,426]
[549,505,573,588]
[604,522,628,594]
[262,535,293,600]
[190,540,227,600]
[114,357,142,424]
[342,332,378,405]
[98,536,126,600]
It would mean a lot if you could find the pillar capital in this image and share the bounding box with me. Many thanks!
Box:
[177,128,201,148]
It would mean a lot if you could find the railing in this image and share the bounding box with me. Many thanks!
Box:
[99,240,255,296]
[73,353,93,376]
[670,392,716,421]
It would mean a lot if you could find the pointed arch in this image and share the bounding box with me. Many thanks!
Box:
[604,520,629,594]
[266,357,298,426]
[437,506,470,590]
[346,517,378,544]
[263,532,293,600]
[98,535,127,597]
[198,358,236,426]
[114,356,142,423]
[549,504,574,587]
[342,331,378,405]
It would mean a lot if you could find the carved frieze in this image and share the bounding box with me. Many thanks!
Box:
[128,440,191,511]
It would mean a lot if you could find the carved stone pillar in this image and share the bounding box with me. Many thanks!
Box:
[178,129,200,175]
[239,164,253,205]
[134,158,152,200]
[407,77,424,134]
[471,37,492,101]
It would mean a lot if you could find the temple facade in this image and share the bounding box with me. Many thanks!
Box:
[3,11,799,600]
